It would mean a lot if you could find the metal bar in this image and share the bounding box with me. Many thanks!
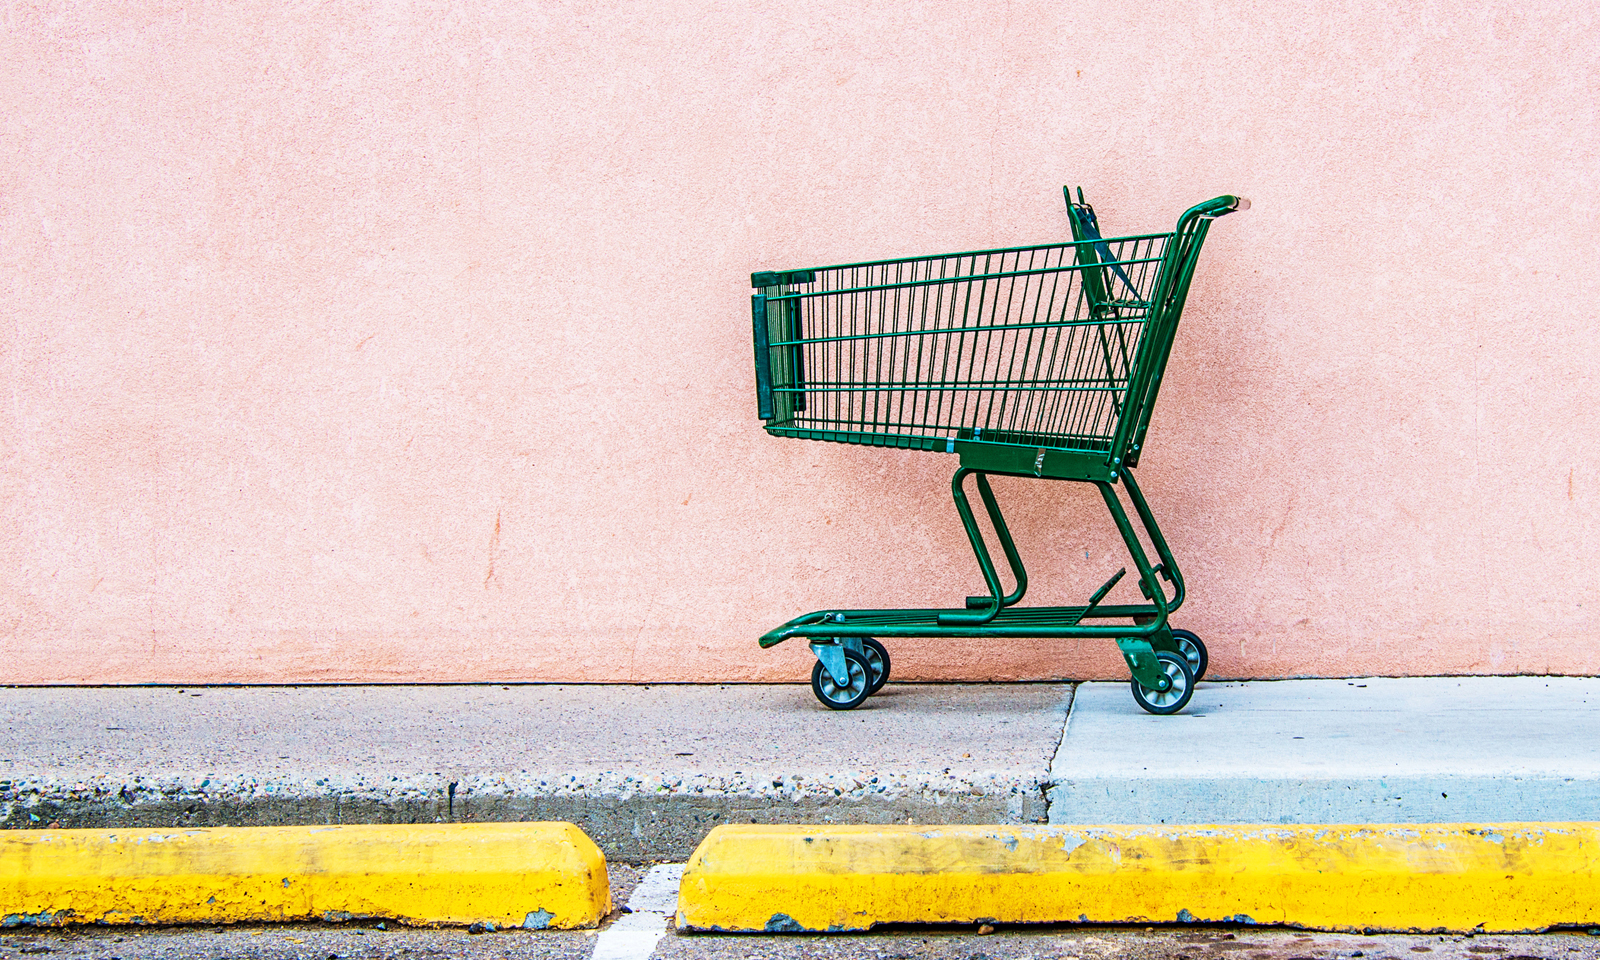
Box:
[751,294,774,420]
[1095,479,1178,654]
[786,297,807,413]
[762,260,1166,301]
[1127,217,1215,461]
[787,233,1170,276]
[1107,199,1233,468]
[765,312,1149,348]
[1118,468,1186,612]
[965,472,1029,609]
[1081,567,1126,617]
[774,381,1124,394]
[764,617,1181,644]
[937,469,1007,626]
[768,601,1170,630]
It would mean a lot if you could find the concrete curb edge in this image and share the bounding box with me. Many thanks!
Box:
[0,822,610,929]
[676,822,1600,933]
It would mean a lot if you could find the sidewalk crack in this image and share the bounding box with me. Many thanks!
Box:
[1040,684,1076,823]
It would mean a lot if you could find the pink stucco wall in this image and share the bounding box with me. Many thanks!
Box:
[3,1,1598,683]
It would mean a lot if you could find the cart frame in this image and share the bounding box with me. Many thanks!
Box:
[750,191,1247,713]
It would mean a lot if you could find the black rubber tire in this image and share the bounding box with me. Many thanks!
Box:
[1170,628,1209,684]
[1130,651,1196,716]
[861,638,891,694]
[811,648,873,711]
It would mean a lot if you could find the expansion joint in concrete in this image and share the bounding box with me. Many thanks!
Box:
[1039,682,1077,824]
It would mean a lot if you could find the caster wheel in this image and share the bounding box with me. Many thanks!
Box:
[811,648,873,710]
[1170,628,1208,684]
[861,638,891,694]
[1130,651,1195,716]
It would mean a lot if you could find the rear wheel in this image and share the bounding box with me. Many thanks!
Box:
[1170,628,1208,683]
[1130,651,1195,715]
[811,648,872,710]
[861,638,891,694]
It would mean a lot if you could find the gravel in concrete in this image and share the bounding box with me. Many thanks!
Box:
[1050,677,1600,824]
[0,683,1070,860]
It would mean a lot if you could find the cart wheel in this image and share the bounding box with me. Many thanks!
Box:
[1130,651,1195,716]
[861,638,891,694]
[1170,628,1208,684]
[811,648,873,710]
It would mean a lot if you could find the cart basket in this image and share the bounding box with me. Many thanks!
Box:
[752,192,1247,479]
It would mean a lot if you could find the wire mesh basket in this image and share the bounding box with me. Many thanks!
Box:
[753,231,1169,460]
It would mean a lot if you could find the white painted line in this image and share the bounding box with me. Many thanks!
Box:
[591,863,684,960]
[621,862,684,915]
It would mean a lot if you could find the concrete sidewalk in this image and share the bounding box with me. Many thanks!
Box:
[1052,676,1600,824]
[0,683,1068,860]
[2,677,1596,860]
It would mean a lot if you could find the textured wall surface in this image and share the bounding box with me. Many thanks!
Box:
[3,0,1597,683]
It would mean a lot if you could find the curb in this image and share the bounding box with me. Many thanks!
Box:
[0,771,1048,863]
[676,823,1600,933]
[0,822,610,929]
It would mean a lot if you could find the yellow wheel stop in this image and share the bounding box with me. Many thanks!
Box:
[676,823,1600,933]
[0,822,609,928]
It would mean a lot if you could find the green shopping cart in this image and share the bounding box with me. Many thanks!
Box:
[750,189,1247,714]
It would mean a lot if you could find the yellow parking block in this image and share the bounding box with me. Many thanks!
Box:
[677,823,1600,933]
[0,822,609,928]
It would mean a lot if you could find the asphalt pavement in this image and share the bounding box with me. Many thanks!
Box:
[4,916,1597,960]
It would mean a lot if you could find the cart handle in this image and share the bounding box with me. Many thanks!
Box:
[1203,196,1250,217]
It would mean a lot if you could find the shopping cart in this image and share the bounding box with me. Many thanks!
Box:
[749,189,1248,714]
